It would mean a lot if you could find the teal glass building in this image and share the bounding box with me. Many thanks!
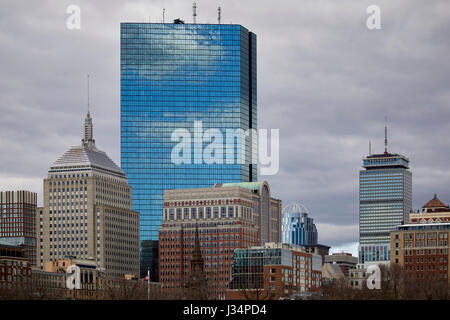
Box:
[120,22,257,277]
[359,151,412,263]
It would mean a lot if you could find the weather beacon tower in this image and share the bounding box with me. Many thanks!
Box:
[359,122,412,264]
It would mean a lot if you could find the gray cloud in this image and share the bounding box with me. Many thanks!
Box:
[1,0,450,251]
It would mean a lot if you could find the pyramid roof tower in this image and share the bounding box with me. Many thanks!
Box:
[49,112,126,179]
[422,194,449,213]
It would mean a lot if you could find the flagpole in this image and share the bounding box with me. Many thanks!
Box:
[147,268,150,300]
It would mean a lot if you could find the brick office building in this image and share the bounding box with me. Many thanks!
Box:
[390,196,450,282]
[390,223,449,282]
[158,181,282,298]
[0,244,32,289]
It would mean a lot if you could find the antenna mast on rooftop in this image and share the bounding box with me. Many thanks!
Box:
[384,116,388,154]
[193,2,197,23]
[218,6,221,24]
[163,8,165,23]
[87,74,90,114]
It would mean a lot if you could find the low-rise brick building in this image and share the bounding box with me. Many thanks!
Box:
[0,244,31,288]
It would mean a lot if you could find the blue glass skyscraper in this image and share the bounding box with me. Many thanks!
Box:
[359,129,412,264]
[120,21,257,277]
[282,203,318,246]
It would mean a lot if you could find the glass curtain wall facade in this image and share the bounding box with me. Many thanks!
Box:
[228,243,322,297]
[120,22,257,277]
[230,247,291,290]
[281,203,318,246]
[359,153,412,263]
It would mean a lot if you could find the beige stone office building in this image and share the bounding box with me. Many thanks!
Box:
[37,112,140,278]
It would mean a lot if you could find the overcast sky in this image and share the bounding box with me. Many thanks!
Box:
[1,0,449,255]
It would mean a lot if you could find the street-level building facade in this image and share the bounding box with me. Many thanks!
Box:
[37,112,140,278]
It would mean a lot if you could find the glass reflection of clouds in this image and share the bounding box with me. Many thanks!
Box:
[120,23,257,244]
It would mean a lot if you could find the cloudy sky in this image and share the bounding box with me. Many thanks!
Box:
[1,0,450,255]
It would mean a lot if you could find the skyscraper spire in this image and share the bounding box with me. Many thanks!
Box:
[82,75,96,149]
[192,223,203,269]
[87,74,90,115]
[384,116,388,154]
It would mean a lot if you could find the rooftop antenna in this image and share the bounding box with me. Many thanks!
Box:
[163,8,165,23]
[218,6,221,24]
[384,116,388,154]
[369,140,372,156]
[193,2,197,24]
[87,74,90,114]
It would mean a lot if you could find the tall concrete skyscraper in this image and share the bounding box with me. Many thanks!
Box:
[38,112,140,278]
[359,125,412,263]
[120,21,257,278]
